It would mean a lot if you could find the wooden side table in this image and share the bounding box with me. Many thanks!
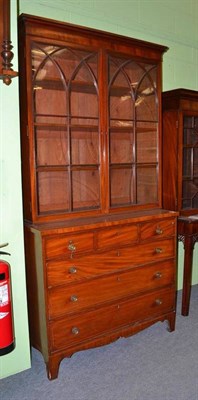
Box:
[178,216,198,316]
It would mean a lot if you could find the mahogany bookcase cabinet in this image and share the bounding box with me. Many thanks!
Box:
[18,14,178,379]
[162,89,198,316]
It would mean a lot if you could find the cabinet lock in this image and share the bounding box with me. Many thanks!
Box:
[68,241,76,252]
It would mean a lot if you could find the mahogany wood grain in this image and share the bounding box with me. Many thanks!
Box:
[48,262,174,318]
[162,89,198,316]
[19,15,177,380]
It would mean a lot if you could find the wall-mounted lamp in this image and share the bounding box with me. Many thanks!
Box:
[0,0,18,85]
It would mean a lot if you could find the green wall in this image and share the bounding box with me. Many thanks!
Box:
[0,0,30,380]
[0,0,197,379]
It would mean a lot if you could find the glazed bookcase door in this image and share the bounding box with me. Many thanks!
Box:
[182,115,198,210]
[32,42,100,215]
[108,55,159,208]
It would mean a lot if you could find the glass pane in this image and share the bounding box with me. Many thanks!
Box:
[70,91,98,118]
[182,115,198,210]
[110,131,134,163]
[183,116,198,145]
[37,171,69,213]
[137,167,157,204]
[135,68,157,122]
[183,116,194,129]
[136,122,157,163]
[72,169,100,210]
[182,198,191,209]
[109,58,153,91]
[36,128,68,166]
[109,59,134,122]
[194,148,198,176]
[67,50,98,83]
[182,180,198,209]
[110,119,133,129]
[32,47,67,118]
[192,193,198,208]
[110,168,134,206]
[34,85,66,118]
[70,54,98,118]
[109,92,132,121]
[183,148,192,177]
[71,130,99,165]
[36,115,67,125]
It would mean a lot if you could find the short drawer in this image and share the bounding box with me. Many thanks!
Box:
[45,232,94,259]
[48,260,175,318]
[47,238,176,287]
[49,286,175,351]
[97,224,138,249]
[140,218,176,241]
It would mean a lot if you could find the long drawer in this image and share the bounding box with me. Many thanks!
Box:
[47,238,175,287]
[48,260,175,318]
[49,286,175,351]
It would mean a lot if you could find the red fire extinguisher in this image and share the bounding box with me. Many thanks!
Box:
[0,243,15,356]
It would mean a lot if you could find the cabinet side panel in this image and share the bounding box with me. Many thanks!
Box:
[162,110,178,211]
[18,25,32,222]
[24,227,48,360]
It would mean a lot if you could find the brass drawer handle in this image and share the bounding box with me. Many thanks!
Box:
[155,247,163,254]
[71,327,79,335]
[69,266,77,274]
[68,241,76,252]
[70,295,78,302]
[154,271,162,279]
[155,227,163,235]
[155,299,162,306]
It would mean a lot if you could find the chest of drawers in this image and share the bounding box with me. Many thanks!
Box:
[24,210,177,379]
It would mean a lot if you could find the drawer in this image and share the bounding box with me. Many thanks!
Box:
[48,260,175,318]
[140,218,176,241]
[45,232,94,259]
[97,224,138,249]
[47,238,175,287]
[49,286,175,351]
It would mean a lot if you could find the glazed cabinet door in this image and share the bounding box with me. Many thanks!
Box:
[182,114,198,211]
[108,55,160,209]
[162,89,198,215]
[32,43,101,215]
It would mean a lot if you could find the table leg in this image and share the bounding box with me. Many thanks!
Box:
[181,235,194,316]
